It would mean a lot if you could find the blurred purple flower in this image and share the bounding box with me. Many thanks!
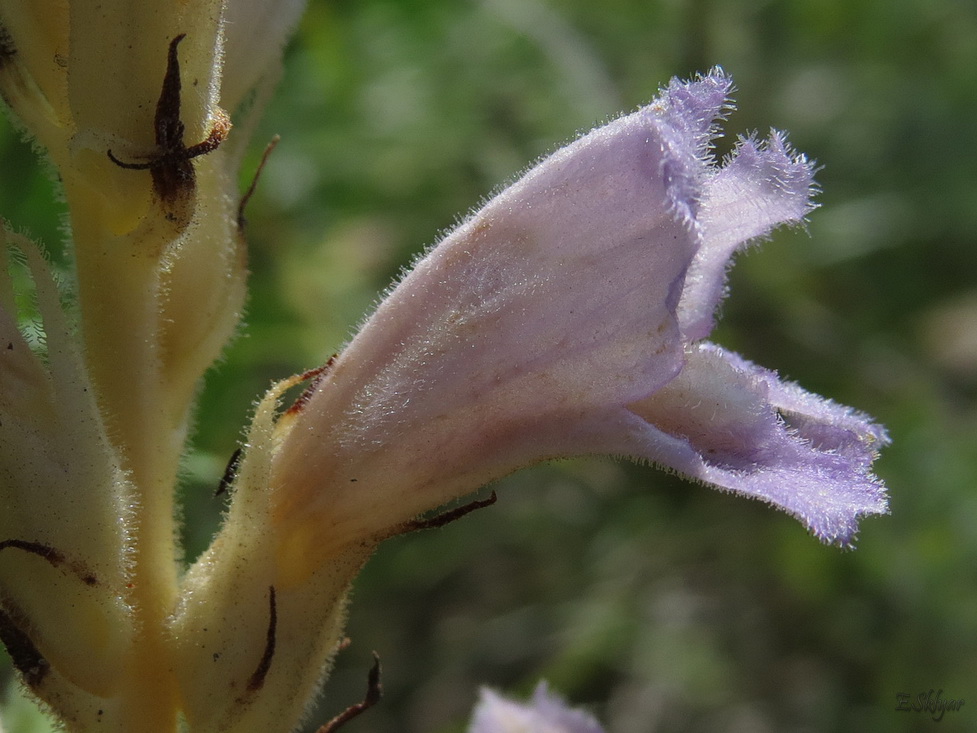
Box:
[469,682,604,733]
[267,68,888,574]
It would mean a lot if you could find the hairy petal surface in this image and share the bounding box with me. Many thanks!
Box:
[626,343,888,544]
[268,74,736,575]
[678,131,817,340]
[255,68,886,580]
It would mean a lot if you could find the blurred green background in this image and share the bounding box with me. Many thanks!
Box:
[3,0,977,731]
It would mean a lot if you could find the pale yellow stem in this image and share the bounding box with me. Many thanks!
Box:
[60,176,183,731]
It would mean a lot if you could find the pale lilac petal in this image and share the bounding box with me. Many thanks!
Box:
[622,343,888,545]
[265,70,887,561]
[469,682,605,733]
[652,68,734,224]
[271,76,732,547]
[719,345,890,463]
[679,132,817,340]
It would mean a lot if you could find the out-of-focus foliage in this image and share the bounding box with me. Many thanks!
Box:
[2,0,976,731]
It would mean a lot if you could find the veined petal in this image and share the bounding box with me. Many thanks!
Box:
[625,342,888,545]
[650,68,734,225]
[246,70,886,581]
[679,131,817,341]
[268,73,735,574]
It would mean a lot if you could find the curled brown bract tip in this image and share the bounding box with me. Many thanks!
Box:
[284,356,336,417]
[242,586,277,695]
[315,652,382,733]
[238,134,281,229]
[0,539,99,586]
[398,490,499,535]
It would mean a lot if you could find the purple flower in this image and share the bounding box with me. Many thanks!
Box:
[469,682,605,733]
[265,68,888,576]
[168,69,890,730]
